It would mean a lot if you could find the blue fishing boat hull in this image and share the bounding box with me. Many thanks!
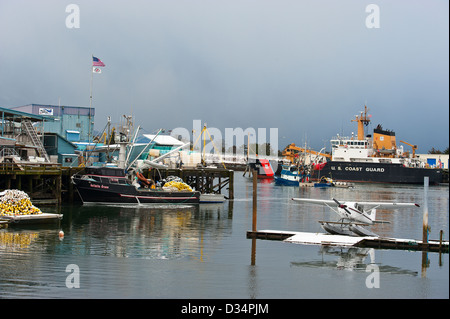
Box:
[274,175,299,186]
[313,183,333,188]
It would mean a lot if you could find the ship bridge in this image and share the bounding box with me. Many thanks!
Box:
[330,135,374,162]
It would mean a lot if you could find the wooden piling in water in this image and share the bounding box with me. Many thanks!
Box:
[252,169,257,232]
[251,169,258,266]
[423,176,429,246]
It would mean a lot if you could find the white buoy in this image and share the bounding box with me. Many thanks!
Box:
[59,230,64,240]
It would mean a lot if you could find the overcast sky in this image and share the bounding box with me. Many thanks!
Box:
[0,0,448,153]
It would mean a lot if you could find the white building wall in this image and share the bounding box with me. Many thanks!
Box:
[417,154,449,169]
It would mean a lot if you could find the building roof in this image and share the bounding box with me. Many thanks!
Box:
[11,104,94,117]
[0,106,51,122]
[43,132,77,148]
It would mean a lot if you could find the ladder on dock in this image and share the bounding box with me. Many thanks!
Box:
[22,120,50,162]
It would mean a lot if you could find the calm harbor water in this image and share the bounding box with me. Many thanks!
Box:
[0,175,448,300]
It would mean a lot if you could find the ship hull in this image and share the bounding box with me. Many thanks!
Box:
[247,159,274,179]
[312,161,443,185]
[72,176,200,205]
[274,175,300,186]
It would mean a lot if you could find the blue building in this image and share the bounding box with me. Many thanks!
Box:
[1,106,53,162]
[43,132,79,167]
[11,104,95,142]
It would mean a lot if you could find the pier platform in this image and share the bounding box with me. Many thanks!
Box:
[0,213,63,225]
[247,230,449,253]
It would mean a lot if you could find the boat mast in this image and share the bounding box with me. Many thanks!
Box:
[351,105,371,140]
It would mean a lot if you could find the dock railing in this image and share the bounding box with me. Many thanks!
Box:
[0,161,62,174]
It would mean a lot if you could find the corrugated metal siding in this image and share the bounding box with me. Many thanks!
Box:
[14,104,94,117]
[12,104,94,142]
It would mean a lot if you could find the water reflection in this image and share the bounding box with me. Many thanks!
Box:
[290,247,419,276]
[0,231,39,250]
[57,202,233,261]
[0,175,448,299]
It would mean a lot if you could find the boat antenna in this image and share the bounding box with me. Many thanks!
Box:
[125,125,141,166]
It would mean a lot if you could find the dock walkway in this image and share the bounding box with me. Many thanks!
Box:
[0,213,63,225]
[247,230,449,253]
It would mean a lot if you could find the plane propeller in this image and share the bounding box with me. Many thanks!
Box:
[332,198,353,216]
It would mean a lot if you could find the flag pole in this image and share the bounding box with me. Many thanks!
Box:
[87,54,94,165]
[89,54,93,109]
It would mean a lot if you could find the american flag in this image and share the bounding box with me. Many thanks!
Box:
[92,56,105,67]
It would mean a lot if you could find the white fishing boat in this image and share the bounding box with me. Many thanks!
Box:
[199,193,226,203]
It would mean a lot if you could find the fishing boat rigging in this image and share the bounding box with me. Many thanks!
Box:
[71,116,200,205]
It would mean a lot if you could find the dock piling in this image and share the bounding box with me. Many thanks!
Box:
[251,169,258,266]
[252,169,257,232]
[423,177,429,246]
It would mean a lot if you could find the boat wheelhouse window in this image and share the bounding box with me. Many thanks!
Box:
[109,178,120,184]
[88,175,101,182]
[81,175,96,181]
[100,177,111,183]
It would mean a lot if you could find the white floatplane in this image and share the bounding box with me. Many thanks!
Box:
[291,197,420,237]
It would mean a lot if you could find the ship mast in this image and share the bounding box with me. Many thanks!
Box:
[351,105,371,140]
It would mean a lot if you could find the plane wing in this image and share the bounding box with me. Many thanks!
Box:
[292,198,337,206]
[354,201,420,209]
[292,198,420,209]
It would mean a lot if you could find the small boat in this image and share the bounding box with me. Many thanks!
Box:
[72,166,200,205]
[0,189,62,225]
[314,177,335,188]
[274,164,310,186]
[199,193,226,203]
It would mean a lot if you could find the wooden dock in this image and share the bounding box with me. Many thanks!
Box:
[145,167,234,199]
[0,162,66,205]
[1,164,234,204]
[0,213,63,225]
[247,230,449,253]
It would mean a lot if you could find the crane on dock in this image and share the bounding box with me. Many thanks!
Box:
[191,124,226,169]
